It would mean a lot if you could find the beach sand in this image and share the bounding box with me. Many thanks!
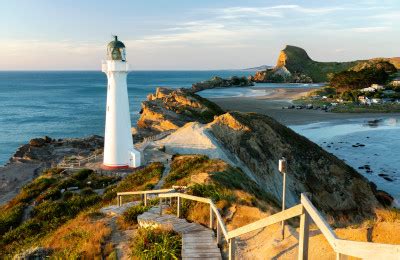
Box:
[210,87,400,125]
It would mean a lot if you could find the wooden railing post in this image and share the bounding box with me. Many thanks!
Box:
[159,197,162,216]
[298,210,310,260]
[228,238,236,260]
[144,193,147,206]
[118,195,122,207]
[177,196,181,218]
[336,253,348,260]
[216,222,222,246]
[209,205,214,229]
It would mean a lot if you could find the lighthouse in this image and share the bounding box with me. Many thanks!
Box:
[102,36,141,169]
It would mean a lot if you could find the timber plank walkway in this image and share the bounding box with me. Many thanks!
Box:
[138,206,222,260]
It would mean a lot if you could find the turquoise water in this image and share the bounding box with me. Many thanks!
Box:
[0,70,256,165]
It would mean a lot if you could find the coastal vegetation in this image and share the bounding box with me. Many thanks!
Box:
[130,227,182,259]
[0,162,164,258]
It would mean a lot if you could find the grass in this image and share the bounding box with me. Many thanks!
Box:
[130,227,182,260]
[123,204,151,224]
[42,210,113,258]
[0,204,25,236]
[332,103,400,113]
[103,162,164,202]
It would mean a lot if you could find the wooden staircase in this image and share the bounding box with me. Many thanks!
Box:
[138,206,222,260]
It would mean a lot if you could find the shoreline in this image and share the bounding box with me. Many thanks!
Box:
[209,87,400,125]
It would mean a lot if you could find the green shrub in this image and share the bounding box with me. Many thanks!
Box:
[123,204,151,224]
[72,169,93,181]
[0,204,25,236]
[163,156,208,187]
[131,228,181,260]
[103,163,164,202]
[1,219,43,244]
[17,177,57,203]
[189,183,235,202]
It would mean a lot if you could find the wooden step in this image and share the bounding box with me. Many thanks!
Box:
[137,206,222,260]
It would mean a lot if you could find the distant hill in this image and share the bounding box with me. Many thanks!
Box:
[251,45,399,83]
[242,65,273,71]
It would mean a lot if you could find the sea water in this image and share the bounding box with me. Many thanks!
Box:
[290,118,400,203]
[0,70,256,165]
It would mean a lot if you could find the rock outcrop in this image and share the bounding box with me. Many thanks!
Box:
[190,76,254,93]
[208,112,379,220]
[137,88,224,135]
[12,135,104,164]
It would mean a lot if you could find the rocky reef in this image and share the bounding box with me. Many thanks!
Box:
[190,76,254,92]
[137,87,224,135]
[208,112,379,219]
[11,135,104,165]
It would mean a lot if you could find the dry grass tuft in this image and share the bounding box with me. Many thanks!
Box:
[42,212,112,258]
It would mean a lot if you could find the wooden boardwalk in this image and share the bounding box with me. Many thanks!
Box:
[138,206,222,260]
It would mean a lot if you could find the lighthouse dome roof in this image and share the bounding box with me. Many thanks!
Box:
[107,36,126,61]
[107,35,125,49]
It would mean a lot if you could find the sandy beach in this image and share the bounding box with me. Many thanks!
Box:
[210,87,400,125]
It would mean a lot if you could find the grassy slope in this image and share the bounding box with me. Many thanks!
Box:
[282,45,360,82]
[0,163,164,258]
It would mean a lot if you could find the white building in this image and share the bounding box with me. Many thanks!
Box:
[391,77,400,87]
[360,84,384,93]
[102,36,141,169]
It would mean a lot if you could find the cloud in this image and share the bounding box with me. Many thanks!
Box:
[348,26,390,33]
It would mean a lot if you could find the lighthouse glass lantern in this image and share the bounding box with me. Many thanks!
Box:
[102,36,141,169]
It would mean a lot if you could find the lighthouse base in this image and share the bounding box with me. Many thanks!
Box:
[101,164,131,170]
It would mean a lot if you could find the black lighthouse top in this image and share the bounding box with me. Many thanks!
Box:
[107,36,126,61]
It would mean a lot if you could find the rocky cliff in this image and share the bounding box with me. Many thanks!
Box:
[190,76,253,93]
[251,45,399,83]
[137,88,224,135]
[208,112,379,219]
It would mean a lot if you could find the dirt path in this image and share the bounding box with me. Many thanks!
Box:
[100,202,138,259]
[0,161,42,206]
[154,161,171,190]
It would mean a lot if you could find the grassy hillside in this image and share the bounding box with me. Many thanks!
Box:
[278,45,360,82]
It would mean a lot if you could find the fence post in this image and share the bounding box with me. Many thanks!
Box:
[228,238,236,260]
[279,157,287,240]
[209,205,214,229]
[216,222,222,246]
[336,253,348,260]
[177,196,181,218]
[144,193,147,206]
[159,197,162,215]
[298,210,310,260]
[118,195,122,207]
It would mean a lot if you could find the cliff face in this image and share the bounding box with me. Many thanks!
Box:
[209,112,378,219]
[137,87,224,134]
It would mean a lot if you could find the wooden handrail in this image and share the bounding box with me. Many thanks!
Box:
[300,194,338,249]
[117,188,175,196]
[138,190,400,260]
[227,204,304,239]
[117,188,177,207]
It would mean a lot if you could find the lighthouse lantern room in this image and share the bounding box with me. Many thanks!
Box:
[102,36,141,169]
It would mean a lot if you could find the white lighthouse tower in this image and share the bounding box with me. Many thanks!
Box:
[102,36,141,169]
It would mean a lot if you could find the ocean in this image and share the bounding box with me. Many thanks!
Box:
[0,70,257,165]
[1,71,398,202]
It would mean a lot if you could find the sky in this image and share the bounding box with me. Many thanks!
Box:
[0,0,399,70]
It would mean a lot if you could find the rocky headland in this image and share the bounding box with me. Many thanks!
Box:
[250,45,400,83]
[137,88,393,220]
[136,87,224,135]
